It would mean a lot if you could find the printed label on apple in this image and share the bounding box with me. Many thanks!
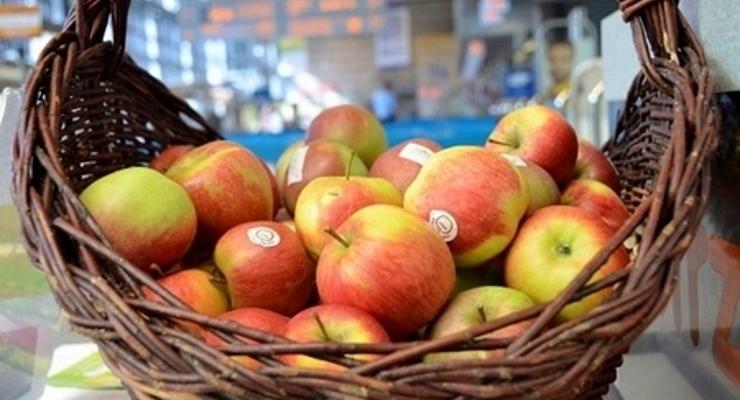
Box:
[287,145,309,185]
[428,209,458,242]
[247,227,281,248]
[501,153,527,167]
[399,143,435,166]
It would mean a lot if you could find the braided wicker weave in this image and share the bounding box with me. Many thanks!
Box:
[12,0,720,398]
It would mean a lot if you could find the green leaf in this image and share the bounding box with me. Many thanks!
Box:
[47,351,122,390]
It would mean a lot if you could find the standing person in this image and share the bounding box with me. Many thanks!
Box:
[371,80,398,123]
[546,40,574,107]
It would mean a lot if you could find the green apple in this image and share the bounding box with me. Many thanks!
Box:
[426,286,535,362]
[504,205,630,322]
[80,167,196,273]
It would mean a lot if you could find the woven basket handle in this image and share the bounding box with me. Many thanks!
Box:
[65,0,131,70]
[618,0,692,92]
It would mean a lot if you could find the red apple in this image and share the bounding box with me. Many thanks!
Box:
[203,307,288,368]
[281,140,368,215]
[499,154,560,215]
[426,286,535,362]
[404,146,529,268]
[282,304,389,370]
[317,204,455,338]
[79,167,196,273]
[306,104,388,166]
[485,105,578,185]
[166,140,273,245]
[259,158,281,217]
[294,176,403,258]
[504,206,630,322]
[561,179,630,232]
[369,139,442,194]
[143,267,230,333]
[572,140,619,191]
[214,221,314,315]
[149,145,195,173]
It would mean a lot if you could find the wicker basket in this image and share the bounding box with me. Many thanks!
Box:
[12,0,720,398]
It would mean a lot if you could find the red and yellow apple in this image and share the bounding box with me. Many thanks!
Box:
[369,139,442,194]
[561,179,630,232]
[504,206,630,322]
[203,307,288,368]
[316,204,455,338]
[80,167,196,273]
[485,105,578,185]
[306,104,388,166]
[166,141,273,245]
[281,140,368,214]
[214,221,314,315]
[281,304,389,370]
[404,146,529,268]
[276,140,304,196]
[149,145,194,173]
[143,267,230,333]
[500,154,560,215]
[572,140,619,191]
[426,286,535,362]
[294,176,403,258]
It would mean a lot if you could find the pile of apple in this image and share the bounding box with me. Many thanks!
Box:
[79,104,630,368]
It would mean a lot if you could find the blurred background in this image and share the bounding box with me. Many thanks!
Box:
[1,0,615,162]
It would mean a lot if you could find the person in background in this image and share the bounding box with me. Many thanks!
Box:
[371,80,398,123]
[547,40,574,108]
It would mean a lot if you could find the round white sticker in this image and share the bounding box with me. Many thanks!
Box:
[247,227,281,248]
[428,209,458,242]
[286,145,309,185]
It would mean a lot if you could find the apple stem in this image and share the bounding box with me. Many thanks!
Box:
[345,152,356,180]
[324,227,350,248]
[477,306,488,323]
[487,138,515,148]
[313,313,330,341]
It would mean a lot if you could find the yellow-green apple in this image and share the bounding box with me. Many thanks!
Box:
[316,204,455,338]
[305,104,388,166]
[561,179,630,232]
[425,286,535,362]
[369,139,442,194]
[214,221,314,315]
[504,206,630,322]
[143,267,230,333]
[499,154,560,215]
[282,140,368,214]
[80,167,196,273]
[294,176,403,258]
[485,105,578,185]
[281,304,389,370]
[258,159,281,217]
[166,140,273,245]
[404,146,529,268]
[203,307,288,368]
[149,145,194,173]
[571,141,619,191]
[276,140,304,194]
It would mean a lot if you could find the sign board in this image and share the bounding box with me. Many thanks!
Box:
[373,6,411,69]
[201,0,386,39]
[479,0,511,26]
[0,5,42,39]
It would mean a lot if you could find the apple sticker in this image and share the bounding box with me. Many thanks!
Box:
[247,226,281,248]
[429,209,458,242]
